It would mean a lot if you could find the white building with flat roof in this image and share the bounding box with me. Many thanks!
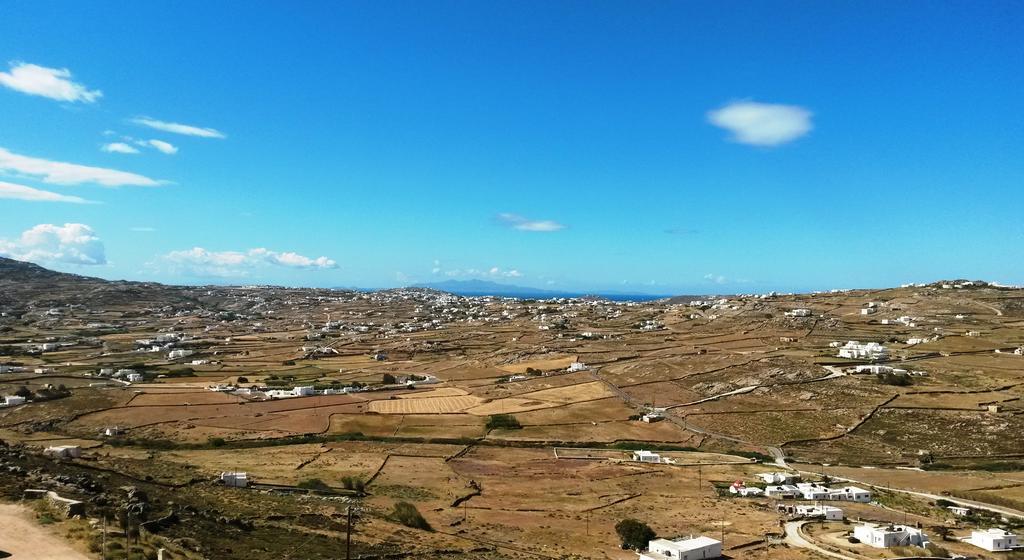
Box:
[632,450,661,463]
[794,505,844,521]
[828,485,871,503]
[640,536,722,560]
[219,471,249,488]
[853,524,929,549]
[966,528,1019,552]
[757,472,799,484]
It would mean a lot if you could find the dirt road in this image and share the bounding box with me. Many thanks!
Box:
[0,503,91,560]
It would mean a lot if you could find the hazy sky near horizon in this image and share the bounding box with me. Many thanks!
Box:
[1,1,1022,294]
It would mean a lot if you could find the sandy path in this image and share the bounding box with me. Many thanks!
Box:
[0,503,91,559]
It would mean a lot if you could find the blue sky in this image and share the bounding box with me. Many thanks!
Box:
[1,1,1021,294]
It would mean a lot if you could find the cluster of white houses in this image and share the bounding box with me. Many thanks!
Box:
[729,472,872,503]
[835,341,889,360]
[845,522,1017,553]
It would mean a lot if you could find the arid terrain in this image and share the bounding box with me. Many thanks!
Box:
[1,256,1022,559]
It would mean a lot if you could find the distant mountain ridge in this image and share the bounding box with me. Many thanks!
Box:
[412,279,563,297]
[411,279,670,301]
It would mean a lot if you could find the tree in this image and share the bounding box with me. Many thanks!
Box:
[615,518,655,550]
[236,376,249,384]
[382,373,397,384]
[14,386,32,399]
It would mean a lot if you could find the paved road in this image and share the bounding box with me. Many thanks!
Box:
[783,520,860,560]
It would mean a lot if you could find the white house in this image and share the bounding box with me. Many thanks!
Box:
[853,524,929,549]
[640,536,722,560]
[965,528,1019,552]
[861,307,877,315]
[567,361,588,372]
[126,373,144,383]
[632,450,662,463]
[3,395,27,407]
[794,505,844,521]
[44,445,82,459]
[765,485,801,499]
[292,386,315,397]
[828,485,871,503]
[947,506,971,517]
[168,349,194,360]
[728,481,764,497]
[757,472,799,485]
[796,483,832,500]
[785,309,812,318]
[219,471,249,488]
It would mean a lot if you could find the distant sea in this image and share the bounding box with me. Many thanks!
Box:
[453,291,668,302]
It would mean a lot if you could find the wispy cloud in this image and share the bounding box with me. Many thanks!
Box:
[0,181,94,204]
[707,101,812,146]
[159,247,337,277]
[704,273,728,285]
[0,61,102,103]
[146,139,178,154]
[0,223,106,265]
[101,142,140,155]
[433,262,522,279]
[0,147,160,187]
[497,213,566,232]
[132,117,225,139]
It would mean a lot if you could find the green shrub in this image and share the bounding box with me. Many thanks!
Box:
[297,478,330,491]
[485,414,522,430]
[390,501,432,531]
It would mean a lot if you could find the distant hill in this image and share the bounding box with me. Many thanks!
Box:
[0,256,200,310]
[413,279,564,298]
[412,279,670,301]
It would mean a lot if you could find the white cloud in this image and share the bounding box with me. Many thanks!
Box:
[0,181,94,204]
[146,139,178,154]
[704,273,728,285]
[497,213,566,232]
[101,142,140,154]
[436,264,523,279]
[132,117,225,139]
[160,247,337,277]
[707,101,812,146]
[0,61,102,103]
[0,147,160,186]
[0,223,106,265]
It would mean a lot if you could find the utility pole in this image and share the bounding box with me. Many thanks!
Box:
[101,515,106,560]
[586,510,591,536]
[697,465,702,492]
[345,505,353,560]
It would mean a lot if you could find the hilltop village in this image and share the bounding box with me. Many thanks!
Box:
[1,258,1023,559]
